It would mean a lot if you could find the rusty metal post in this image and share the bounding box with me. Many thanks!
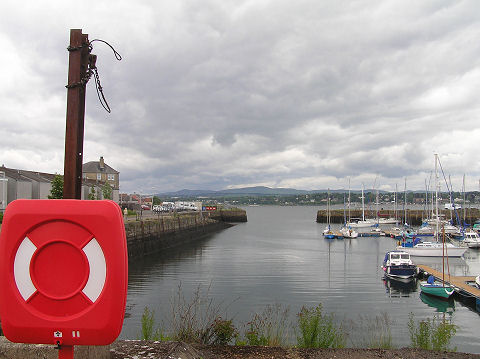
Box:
[63,29,90,199]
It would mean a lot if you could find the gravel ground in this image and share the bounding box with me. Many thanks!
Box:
[110,340,480,359]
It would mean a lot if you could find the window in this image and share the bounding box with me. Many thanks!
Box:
[97,173,101,180]
[108,174,115,181]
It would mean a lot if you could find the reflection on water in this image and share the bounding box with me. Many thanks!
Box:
[383,277,418,297]
[420,292,455,314]
[122,206,480,353]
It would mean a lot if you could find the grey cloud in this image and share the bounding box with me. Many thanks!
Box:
[2,0,480,192]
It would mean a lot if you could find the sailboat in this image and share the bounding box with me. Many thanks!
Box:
[323,189,335,239]
[419,227,455,299]
[397,154,467,257]
[347,185,375,228]
[339,183,358,238]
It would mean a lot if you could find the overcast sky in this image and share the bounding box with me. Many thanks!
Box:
[1,1,480,194]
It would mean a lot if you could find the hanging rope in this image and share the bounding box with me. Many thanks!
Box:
[89,39,122,60]
[87,39,122,113]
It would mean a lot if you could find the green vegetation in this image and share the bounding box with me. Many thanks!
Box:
[48,174,63,199]
[137,286,458,351]
[211,317,237,345]
[167,284,234,344]
[88,186,96,200]
[408,313,457,351]
[157,189,480,207]
[240,304,290,347]
[140,307,165,341]
[345,313,394,349]
[296,304,345,348]
[0,211,3,224]
[102,182,112,200]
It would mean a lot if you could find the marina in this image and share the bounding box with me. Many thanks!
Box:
[123,205,480,353]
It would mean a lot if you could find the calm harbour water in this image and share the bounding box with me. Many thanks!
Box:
[121,205,480,353]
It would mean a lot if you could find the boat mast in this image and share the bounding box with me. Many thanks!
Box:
[348,178,351,224]
[394,184,397,222]
[435,153,439,242]
[327,188,331,230]
[424,178,428,221]
[463,174,466,227]
[404,177,407,226]
[361,184,365,222]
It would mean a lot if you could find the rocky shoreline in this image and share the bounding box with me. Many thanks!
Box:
[110,340,480,359]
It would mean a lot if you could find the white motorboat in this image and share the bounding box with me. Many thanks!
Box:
[463,230,480,249]
[382,250,417,279]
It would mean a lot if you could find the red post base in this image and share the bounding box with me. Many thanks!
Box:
[58,345,74,359]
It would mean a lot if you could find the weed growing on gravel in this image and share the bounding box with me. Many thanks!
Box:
[345,312,395,349]
[296,303,346,348]
[239,304,291,347]
[211,317,238,345]
[139,307,167,341]
[408,313,457,351]
[168,283,237,345]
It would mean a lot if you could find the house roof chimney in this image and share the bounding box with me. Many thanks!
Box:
[99,156,105,170]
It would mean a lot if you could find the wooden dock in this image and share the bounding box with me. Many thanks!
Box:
[417,264,480,299]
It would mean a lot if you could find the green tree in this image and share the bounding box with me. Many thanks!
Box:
[102,182,112,200]
[88,186,96,200]
[48,174,64,199]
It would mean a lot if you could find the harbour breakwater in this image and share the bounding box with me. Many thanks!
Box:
[316,208,480,226]
[126,209,247,259]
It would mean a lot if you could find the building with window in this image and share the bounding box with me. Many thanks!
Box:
[82,156,119,191]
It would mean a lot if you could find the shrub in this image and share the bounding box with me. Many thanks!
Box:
[168,283,234,344]
[211,317,237,345]
[242,304,290,347]
[296,304,345,348]
[139,307,164,341]
[408,313,457,351]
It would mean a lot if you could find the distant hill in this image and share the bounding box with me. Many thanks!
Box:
[155,186,397,197]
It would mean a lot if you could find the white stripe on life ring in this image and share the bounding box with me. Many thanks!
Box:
[82,238,106,303]
[14,237,37,301]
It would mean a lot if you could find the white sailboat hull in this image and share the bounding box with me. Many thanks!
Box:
[348,220,374,228]
[377,218,399,225]
[396,243,466,257]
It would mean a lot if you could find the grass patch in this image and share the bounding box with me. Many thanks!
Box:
[344,312,395,349]
[239,304,291,347]
[137,293,457,351]
[168,283,236,344]
[139,307,168,341]
[296,303,346,348]
[408,313,457,351]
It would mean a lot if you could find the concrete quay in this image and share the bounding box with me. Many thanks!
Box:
[125,209,247,259]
